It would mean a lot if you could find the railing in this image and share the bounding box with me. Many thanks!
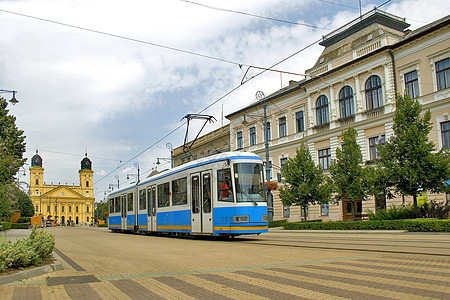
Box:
[321,8,405,43]
[356,41,381,57]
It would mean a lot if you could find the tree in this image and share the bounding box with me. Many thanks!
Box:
[0,183,14,221]
[378,94,450,215]
[15,188,34,218]
[330,127,370,221]
[0,97,26,184]
[279,142,333,221]
[94,201,108,221]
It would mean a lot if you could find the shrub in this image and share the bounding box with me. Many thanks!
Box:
[368,205,416,221]
[369,201,449,221]
[98,223,108,227]
[11,223,30,229]
[0,235,11,272]
[283,219,450,232]
[417,201,449,219]
[0,226,55,273]
[28,226,55,259]
[16,217,29,224]
[0,221,11,231]
[269,219,288,228]
[4,237,39,269]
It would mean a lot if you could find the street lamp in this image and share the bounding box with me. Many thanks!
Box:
[0,89,19,105]
[126,163,140,184]
[114,175,120,189]
[166,142,173,168]
[241,91,273,220]
[156,143,174,168]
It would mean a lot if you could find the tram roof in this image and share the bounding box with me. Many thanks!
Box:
[108,151,262,197]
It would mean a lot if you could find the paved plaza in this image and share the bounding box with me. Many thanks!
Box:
[1,227,449,299]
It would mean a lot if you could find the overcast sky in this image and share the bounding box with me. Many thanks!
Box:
[1,0,448,202]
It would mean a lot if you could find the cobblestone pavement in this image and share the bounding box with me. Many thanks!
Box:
[1,227,449,299]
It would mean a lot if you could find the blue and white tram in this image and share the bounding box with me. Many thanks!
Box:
[108,152,268,237]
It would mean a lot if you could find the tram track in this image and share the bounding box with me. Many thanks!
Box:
[237,234,450,257]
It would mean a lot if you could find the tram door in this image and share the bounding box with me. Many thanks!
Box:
[121,195,127,230]
[191,171,213,234]
[147,186,157,231]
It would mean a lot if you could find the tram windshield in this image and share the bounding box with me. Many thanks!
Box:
[233,163,265,203]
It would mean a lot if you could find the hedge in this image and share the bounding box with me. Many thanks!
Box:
[0,222,11,231]
[269,219,288,228]
[11,223,30,229]
[283,219,450,232]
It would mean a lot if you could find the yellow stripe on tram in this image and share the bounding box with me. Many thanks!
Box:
[214,225,269,231]
[109,224,121,228]
[138,225,148,229]
[157,225,191,230]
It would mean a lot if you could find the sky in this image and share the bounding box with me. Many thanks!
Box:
[1,0,449,202]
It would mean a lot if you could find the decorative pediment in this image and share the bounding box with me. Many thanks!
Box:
[42,185,86,199]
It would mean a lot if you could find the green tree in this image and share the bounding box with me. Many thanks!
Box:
[378,94,450,215]
[94,201,108,221]
[330,127,370,221]
[0,184,14,221]
[279,142,333,221]
[0,98,26,184]
[15,188,34,218]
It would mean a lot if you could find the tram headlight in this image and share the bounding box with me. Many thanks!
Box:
[234,215,249,223]
[262,215,268,222]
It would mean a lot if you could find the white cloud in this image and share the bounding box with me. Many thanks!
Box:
[1,0,446,200]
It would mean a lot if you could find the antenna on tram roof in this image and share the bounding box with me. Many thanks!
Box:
[181,114,216,158]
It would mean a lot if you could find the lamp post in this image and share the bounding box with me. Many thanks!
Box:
[166,143,173,168]
[0,89,19,105]
[114,175,120,189]
[242,91,273,220]
[126,163,140,184]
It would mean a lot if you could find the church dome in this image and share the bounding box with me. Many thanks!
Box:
[80,153,92,170]
[31,150,42,167]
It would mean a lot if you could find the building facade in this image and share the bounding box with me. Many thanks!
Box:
[173,124,230,167]
[29,151,95,225]
[226,9,450,221]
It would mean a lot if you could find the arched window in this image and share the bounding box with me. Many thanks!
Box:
[365,75,383,110]
[339,86,354,118]
[316,95,329,125]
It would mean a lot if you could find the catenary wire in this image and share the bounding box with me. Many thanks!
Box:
[0,8,312,80]
[0,8,242,67]
[95,0,397,187]
[177,0,332,30]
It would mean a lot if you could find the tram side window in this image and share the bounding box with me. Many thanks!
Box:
[202,174,211,213]
[192,176,200,214]
[147,188,156,216]
[127,193,133,211]
[115,197,120,213]
[158,182,170,207]
[109,199,114,213]
[151,186,156,215]
[217,168,234,202]
[172,177,187,206]
[139,189,146,210]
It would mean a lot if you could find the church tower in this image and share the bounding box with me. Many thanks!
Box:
[29,150,44,190]
[79,153,94,196]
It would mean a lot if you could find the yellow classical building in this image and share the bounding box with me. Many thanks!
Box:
[29,151,95,225]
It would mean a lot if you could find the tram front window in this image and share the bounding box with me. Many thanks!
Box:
[233,163,265,203]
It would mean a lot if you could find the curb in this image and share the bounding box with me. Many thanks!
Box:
[0,260,63,285]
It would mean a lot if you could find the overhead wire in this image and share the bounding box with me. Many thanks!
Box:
[27,148,123,162]
[98,0,398,186]
[4,1,394,190]
[0,8,242,67]
[177,0,332,30]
